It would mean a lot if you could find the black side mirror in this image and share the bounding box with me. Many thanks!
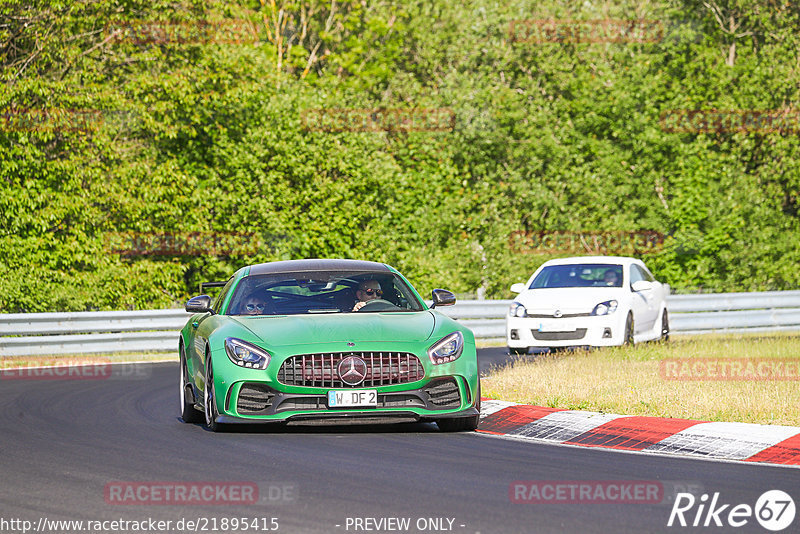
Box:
[431,289,456,308]
[185,295,213,314]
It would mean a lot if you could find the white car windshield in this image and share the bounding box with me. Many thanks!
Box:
[530,264,623,288]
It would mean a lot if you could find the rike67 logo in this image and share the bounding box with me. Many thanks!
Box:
[668,490,795,531]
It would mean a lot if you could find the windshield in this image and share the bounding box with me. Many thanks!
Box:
[225,270,425,315]
[530,264,623,288]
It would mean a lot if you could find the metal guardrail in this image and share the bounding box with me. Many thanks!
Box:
[666,290,800,336]
[0,309,186,356]
[1,291,800,356]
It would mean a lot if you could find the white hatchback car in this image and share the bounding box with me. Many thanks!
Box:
[506,256,669,353]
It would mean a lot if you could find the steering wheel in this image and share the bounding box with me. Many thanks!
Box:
[356,299,398,312]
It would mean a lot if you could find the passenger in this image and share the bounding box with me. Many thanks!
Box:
[603,269,620,286]
[240,291,269,315]
[352,280,383,311]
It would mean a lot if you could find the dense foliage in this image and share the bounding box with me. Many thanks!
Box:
[1,0,799,311]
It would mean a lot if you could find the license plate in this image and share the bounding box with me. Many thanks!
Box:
[538,322,573,333]
[327,389,378,408]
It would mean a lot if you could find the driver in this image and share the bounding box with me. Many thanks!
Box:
[603,269,620,286]
[352,280,382,311]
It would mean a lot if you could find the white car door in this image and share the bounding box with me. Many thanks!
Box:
[629,264,658,332]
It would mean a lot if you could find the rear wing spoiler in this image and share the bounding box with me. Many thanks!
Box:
[198,281,227,294]
[201,281,227,289]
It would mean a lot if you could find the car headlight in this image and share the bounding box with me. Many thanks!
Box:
[591,300,618,316]
[509,302,527,318]
[224,338,271,369]
[427,332,464,365]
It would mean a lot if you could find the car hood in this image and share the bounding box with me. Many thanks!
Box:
[516,288,624,314]
[229,311,437,347]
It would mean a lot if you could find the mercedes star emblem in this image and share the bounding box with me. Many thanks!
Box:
[337,355,367,386]
[553,310,563,318]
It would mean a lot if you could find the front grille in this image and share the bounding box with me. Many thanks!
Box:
[277,352,425,388]
[425,378,461,409]
[237,383,275,414]
[532,329,587,341]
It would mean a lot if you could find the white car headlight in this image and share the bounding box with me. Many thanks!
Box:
[591,300,618,316]
[427,332,464,365]
[509,302,527,318]
[224,338,271,369]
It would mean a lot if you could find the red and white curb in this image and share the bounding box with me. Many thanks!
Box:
[478,400,800,467]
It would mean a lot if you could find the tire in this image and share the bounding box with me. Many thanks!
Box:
[437,416,479,432]
[623,313,634,345]
[204,356,224,432]
[437,379,480,432]
[660,309,670,342]
[508,346,528,355]
[180,346,203,424]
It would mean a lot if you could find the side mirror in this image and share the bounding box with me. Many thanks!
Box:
[185,295,213,313]
[631,280,653,292]
[510,283,526,293]
[431,289,456,308]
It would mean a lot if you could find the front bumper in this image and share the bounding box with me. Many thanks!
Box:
[216,406,480,425]
[202,330,481,425]
[208,345,479,424]
[223,375,472,419]
[506,314,625,348]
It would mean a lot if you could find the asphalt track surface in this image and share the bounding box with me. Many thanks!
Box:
[1,351,798,534]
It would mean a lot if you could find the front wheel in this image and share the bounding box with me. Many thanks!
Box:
[508,346,528,355]
[660,309,670,342]
[204,356,224,432]
[437,379,480,432]
[180,347,203,424]
[623,313,634,345]
[437,415,479,432]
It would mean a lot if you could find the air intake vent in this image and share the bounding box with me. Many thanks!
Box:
[532,329,587,341]
[237,383,274,414]
[425,378,461,409]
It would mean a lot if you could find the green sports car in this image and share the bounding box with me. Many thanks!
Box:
[179,259,480,432]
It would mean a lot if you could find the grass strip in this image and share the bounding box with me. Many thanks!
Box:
[482,333,800,426]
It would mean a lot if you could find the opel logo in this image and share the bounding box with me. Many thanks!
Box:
[553,310,563,318]
[337,356,367,386]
